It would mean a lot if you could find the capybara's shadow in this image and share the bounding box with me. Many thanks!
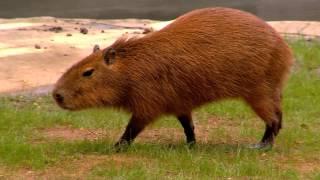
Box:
[68,139,270,155]
[140,142,269,153]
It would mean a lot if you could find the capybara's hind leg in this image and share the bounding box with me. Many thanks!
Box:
[177,113,196,145]
[246,93,282,149]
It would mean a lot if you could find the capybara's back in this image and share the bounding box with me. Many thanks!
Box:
[147,8,292,110]
[53,8,293,150]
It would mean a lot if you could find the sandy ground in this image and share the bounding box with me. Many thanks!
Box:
[0,17,320,95]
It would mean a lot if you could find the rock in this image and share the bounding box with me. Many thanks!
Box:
[80,27,88,34]
[101,30,105,33]
[66,33,72,37]
[48,26,63,33]
[34,44,41,49]
[305,36,313,42]
[142,27,154,34]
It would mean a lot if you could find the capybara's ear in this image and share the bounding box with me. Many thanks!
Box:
[104,48,117,65]
[93,44,100,53]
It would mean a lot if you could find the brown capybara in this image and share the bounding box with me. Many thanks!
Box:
[53,7,293,150]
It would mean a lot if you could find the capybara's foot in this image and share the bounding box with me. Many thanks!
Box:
[187,140,196,149]
[114,140,130,152]
[248,142,273,151]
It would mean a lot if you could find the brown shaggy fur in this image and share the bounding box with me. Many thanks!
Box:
[53,7,293,149]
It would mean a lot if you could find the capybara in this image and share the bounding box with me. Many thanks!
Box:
[53,7,293,149]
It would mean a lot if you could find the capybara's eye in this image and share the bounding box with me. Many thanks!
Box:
[109,49,116,57]
[82,68,94,77]
[104,54,110,65]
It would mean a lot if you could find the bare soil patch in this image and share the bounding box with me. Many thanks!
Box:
[37,115,257,145]
[196,116,259,144]
[4,154,144,179]
[0,17,153,94]
[312,67,320,77]
[38,125,185,144]
[40,126,107,141]
[276,155,320,177]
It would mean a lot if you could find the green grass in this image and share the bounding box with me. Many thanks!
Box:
[1,40,320,179]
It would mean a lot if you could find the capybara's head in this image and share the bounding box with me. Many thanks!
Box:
[53,45,128,110]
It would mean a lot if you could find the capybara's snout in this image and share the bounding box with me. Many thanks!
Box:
[53,91,64,104]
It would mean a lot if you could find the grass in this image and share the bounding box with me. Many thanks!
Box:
[0,39,320,179]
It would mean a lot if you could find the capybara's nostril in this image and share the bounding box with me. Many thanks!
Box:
[54,93,64,103]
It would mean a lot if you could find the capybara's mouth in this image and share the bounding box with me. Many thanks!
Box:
[52,90,78,111]
[54,101,76,111]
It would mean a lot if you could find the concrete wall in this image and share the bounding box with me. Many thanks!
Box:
[0,0,319,21]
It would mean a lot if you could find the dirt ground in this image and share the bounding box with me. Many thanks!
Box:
[0,18,320,94]
[0,17,155,94]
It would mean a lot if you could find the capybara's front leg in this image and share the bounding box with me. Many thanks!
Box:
[115,115,149,151]
[251,122,280,149]
[177,113,196,146]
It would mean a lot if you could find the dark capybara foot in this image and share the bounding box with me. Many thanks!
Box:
[187,140,196,149]
[114,140,130,152]
[248,142,273,151]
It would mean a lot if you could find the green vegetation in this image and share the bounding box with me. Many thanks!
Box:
[0,40,320,179]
